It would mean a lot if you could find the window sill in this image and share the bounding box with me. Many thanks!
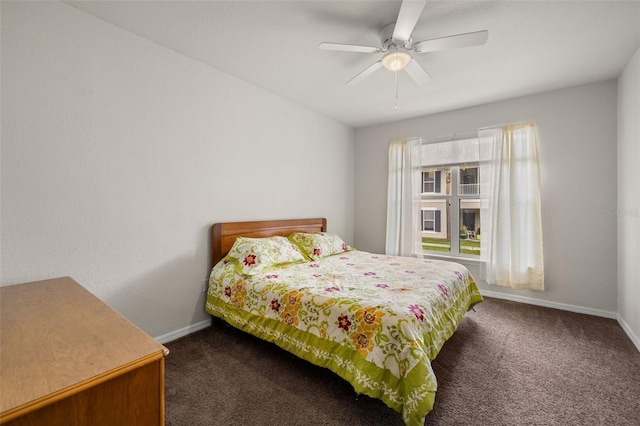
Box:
[418,252,484,268]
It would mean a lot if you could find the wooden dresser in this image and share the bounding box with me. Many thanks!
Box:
[0,277,168,425]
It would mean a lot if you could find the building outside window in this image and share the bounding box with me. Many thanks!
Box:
[420,137,480,258]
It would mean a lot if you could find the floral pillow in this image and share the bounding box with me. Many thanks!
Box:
[288,232,350,260]
[225,236,307,276]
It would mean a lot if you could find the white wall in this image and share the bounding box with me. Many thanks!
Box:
[0,1,355,339]
[355,81,618,314]
[617,47,640,347]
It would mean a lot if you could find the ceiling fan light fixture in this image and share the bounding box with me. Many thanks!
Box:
[382,51,411,71]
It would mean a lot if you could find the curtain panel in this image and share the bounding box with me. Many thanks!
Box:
[385,140,422,257]
[479,123,545,290]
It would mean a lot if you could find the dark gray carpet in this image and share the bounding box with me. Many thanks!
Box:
[164,297,640,425]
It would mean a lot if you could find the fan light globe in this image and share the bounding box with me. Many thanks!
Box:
[382,51,411,71]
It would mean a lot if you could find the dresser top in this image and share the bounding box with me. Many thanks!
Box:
[0,277,167,415]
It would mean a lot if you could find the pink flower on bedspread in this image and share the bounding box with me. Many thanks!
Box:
[265,274,279,279]
[308,263,320,268]
[337,315,352,331]
[405,270,415,274]
[363,271,377,276]
[390,262,400,266]
[313,248,322,257]
[376,283,389,289]
[408,304,425,322]
[339,256,349,260]
[224,286,232,298]
[437,283,449,296]
[325,286,340,292]
[454,271,463,280]
[341,243,348,252]
[243,254,257,266]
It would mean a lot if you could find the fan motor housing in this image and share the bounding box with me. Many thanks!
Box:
[379,22,412,51]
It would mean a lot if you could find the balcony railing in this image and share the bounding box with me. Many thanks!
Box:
[459,183,480,195]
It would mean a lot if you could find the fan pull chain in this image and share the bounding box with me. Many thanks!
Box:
[394,70,399,109]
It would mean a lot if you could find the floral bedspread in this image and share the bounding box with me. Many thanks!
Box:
[206,250,483,425]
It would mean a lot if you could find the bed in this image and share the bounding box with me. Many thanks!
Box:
[205,218,482,426]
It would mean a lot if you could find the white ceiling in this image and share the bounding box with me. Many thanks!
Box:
[66,0,640,129]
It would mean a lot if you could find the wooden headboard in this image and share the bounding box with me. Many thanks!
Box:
[211,218,327,268]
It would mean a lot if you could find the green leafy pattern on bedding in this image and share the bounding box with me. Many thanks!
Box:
[206,250,482,425]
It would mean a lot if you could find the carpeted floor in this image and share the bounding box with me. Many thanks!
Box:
[163,297,640,425]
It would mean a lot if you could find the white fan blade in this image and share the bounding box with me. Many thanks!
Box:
[404,58,431,86]
[392,0,426,42]
[346,61,383,86]
[319,42,381,53]
[414,30,489,53]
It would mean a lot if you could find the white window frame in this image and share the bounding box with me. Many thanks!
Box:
[422,171,435,194]
[421,165,480,259]
[421,208,436,232]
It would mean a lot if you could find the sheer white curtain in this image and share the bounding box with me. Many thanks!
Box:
[479,123,544,290]
[385,140,422,257]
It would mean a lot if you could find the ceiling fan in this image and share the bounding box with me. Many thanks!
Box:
[319,0,488,87]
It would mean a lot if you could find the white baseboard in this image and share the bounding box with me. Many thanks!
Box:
[481,290,639,353]
[154,319,211,344]
[480,290,617,319]
[616,314,640,352]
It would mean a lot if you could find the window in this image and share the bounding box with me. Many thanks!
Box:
[421,171,441,194]
[420,138,480,258]
[459,166,479,195]
[386,123,543,289]
[421,209,441,232]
